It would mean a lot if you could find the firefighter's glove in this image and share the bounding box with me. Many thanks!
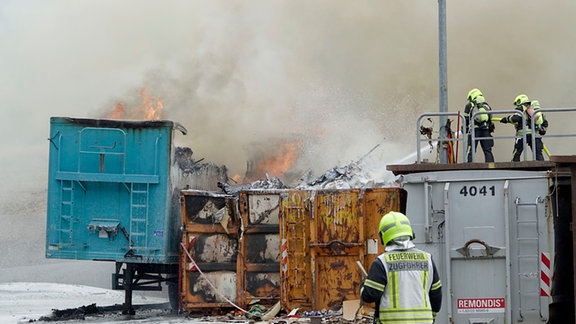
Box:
[539,127,547,135]
[500,118,508,124]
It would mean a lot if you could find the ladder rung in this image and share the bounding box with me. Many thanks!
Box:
[131,218,146,223]
[132,204,147,208]
[130,233,146,237]
[517,254,538,259]
[517,220,537,224]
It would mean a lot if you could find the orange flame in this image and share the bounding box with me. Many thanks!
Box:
[106,102,126,120]
[141,88,164,120]
[257,140,301,178]
[106,87,164,120]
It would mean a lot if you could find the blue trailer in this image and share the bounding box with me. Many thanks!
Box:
[45,117,188,313]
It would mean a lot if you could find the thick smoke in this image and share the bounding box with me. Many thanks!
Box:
[97,2,442,181]
[2,0,576,213]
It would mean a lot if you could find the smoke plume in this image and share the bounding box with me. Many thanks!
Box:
[2,0,576,212]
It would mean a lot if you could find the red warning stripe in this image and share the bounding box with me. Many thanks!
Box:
[540,252,551,297]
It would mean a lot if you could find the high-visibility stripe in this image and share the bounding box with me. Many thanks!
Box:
[390,271,398,308]
[422,270,429,307]
[364,279,385,292]
[431,280,442,291]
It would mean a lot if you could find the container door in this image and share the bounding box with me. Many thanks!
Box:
[180,190,239,312]
[279,190,313,311]
[310,189,365,311]
[238,191,281,308]
[445,180,509,324]
[279,188,406,312]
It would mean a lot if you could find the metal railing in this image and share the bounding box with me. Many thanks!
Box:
[416,112,467,163]
[416,107,576,163]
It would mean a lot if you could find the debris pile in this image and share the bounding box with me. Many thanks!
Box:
[38,302,174,322]
[38,303,100,321]
[296,160,394,190]
[173,146,229,192]
[218,173,287,195]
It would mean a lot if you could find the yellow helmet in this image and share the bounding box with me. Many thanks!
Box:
[378,211,414,246]
[467,88,483,102]
[474,95,486,104]
[514,94,530,106]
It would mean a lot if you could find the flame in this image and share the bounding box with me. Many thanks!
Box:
[141,88,164,120]
[256,140,301,178]
[106,102,126,120]
[106,87,164,120]
[231,174,243,183]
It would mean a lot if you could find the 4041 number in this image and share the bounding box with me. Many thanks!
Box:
[459,185,495,197]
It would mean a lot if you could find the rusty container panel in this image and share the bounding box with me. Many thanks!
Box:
[312,189,364,311]
[280,187,407,312]
[238,191,281,308]
[361,188,407,268]
[279,190,313,310]
[180,190,240,312]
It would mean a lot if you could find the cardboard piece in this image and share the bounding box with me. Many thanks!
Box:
[343,299,361,321]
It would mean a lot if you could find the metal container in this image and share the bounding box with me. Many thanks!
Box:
[45,117,185,264]
[237,190,282,307]
[279,187,407,311]
[180,190,239,311]
[179,187,406,313]
[400,170,552,324]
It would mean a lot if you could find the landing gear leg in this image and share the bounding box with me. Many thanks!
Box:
[122,263,136,315]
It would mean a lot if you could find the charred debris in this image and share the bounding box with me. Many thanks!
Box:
[213,144,394,195]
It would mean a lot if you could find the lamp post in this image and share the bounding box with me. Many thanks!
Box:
[438,0,449,163]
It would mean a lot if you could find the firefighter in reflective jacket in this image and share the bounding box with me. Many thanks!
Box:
[464,88,495,162]
[500,94,547,161]
[361,211,442,324]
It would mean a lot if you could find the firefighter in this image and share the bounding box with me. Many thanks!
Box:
[361,211,442,324]
[464,88,495,162]
[500,94,547,161]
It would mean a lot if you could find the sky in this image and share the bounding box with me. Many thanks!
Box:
[1,0,576,293]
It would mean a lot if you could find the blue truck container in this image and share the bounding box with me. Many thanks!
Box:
[45,117,195,313]
[46,117,185,264]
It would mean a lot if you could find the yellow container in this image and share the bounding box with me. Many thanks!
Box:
[280,187,406,311]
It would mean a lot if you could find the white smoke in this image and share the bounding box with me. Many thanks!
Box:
[2,0,576,212]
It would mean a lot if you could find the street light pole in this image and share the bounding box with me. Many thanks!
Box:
[438,0,448,163]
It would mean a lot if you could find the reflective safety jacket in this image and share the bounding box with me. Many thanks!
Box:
[361,247,442,324]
